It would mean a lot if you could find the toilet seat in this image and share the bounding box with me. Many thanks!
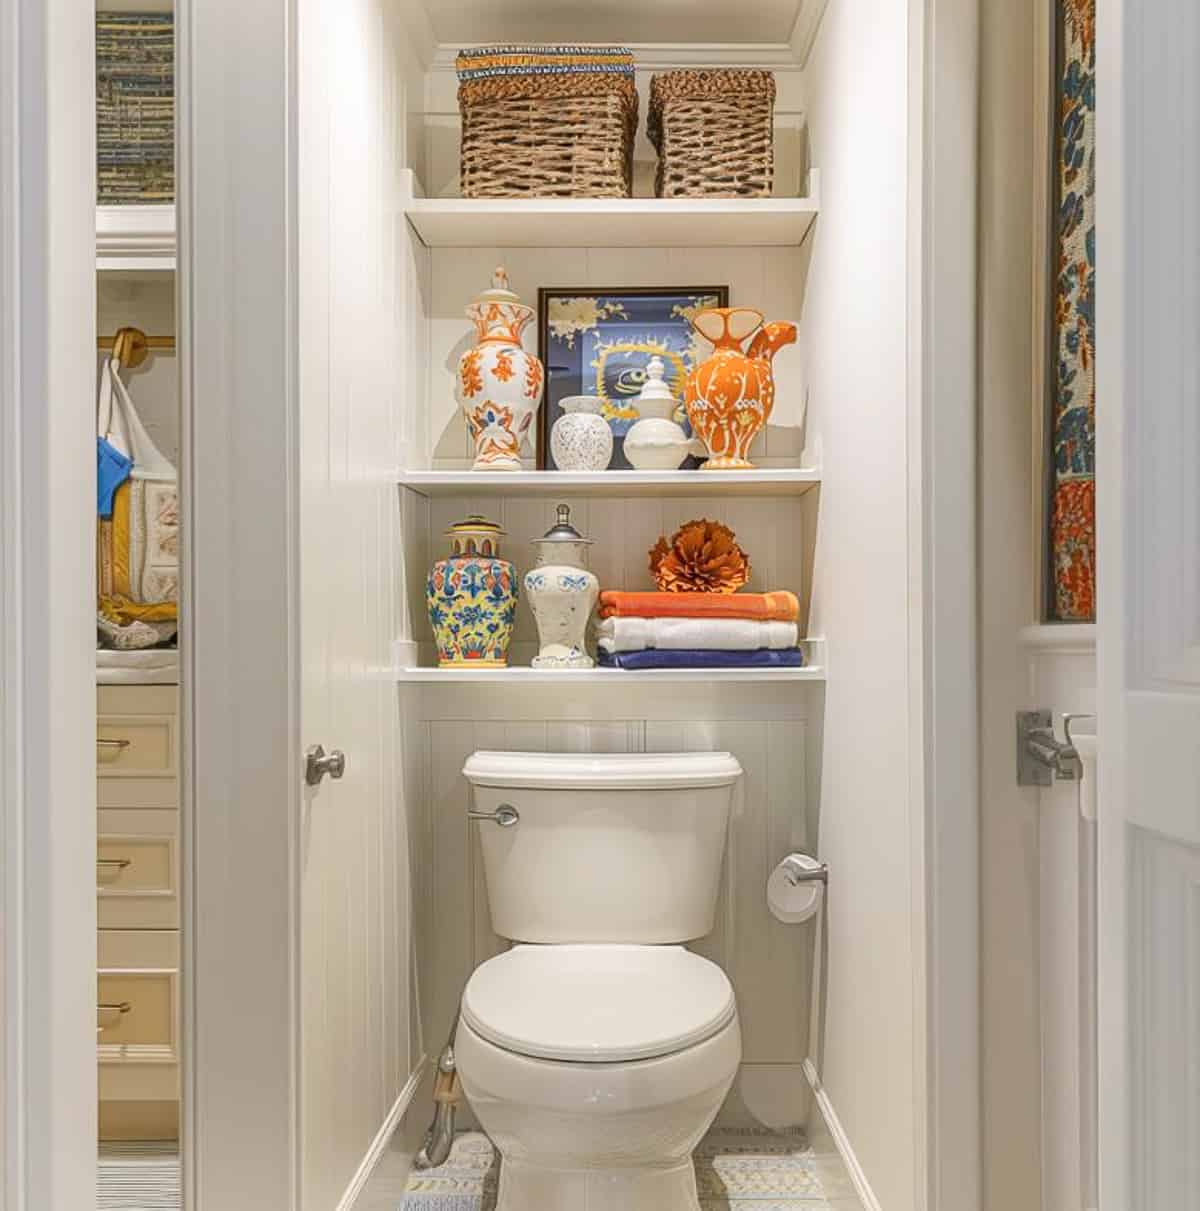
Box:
[461,944,736,1063]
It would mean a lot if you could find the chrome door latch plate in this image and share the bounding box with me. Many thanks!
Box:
[1016,709,1053,786]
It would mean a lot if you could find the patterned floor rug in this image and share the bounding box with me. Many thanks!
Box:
[97,1142,181,1211]
[399,1129,833,1210]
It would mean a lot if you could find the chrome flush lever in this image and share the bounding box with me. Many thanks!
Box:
[305,744,346,787]
[467,803,520,827]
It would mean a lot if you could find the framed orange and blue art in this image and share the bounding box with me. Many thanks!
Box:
[1045,0,1095,621]
[537,286,728,470]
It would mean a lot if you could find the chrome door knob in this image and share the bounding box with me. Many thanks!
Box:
[305,744,346,786]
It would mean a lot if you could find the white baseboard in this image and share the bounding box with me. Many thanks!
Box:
[803,1058,883,1211]
[337,1057,428,1211]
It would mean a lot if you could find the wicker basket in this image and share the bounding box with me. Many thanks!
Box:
[457,46,638,199]
[648,70,776,198]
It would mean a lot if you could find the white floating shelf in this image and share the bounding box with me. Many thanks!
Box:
[397,467,820,499]
[97,205,176,272]
[393,665,825,685]
[404,175,820,249]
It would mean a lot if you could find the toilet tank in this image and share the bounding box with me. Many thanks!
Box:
[462,750,742,944]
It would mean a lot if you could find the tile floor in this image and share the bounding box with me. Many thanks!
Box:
[387,1127,864,1211]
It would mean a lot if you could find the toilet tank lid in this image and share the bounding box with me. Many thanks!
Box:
[463,750,743,790]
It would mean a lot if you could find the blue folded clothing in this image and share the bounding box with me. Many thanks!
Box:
[598,648,804,671]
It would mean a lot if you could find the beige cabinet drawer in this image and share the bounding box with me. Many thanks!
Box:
[98,811,178,929]
[97,930,179,1078]
[96,685,179,809]
[96,716,174,775]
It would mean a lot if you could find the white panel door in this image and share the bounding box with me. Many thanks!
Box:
[296,2,416,1206]
[1097,3,1200,1209]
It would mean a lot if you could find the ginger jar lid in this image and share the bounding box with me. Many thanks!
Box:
[466,267,533,341]
[446,515,506,559]
[532,504,593,547]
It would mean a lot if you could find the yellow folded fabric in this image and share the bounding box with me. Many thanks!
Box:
[99,594,178,625]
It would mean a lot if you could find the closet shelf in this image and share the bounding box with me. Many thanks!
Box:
[96,205,176,272]
[402,171,820,249]
[397,467,821,499]
[392,665,826,685]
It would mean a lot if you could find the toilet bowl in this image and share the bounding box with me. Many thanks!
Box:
[458,751,744,1211]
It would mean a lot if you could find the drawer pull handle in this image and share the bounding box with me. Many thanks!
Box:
[97,1001,132,1033]
[97,738,131,749]
[97,857,132,870]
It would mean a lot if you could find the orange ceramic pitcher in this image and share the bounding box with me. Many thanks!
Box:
[684,307,797,470]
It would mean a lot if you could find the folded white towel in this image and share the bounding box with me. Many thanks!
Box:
[597,617,800,653]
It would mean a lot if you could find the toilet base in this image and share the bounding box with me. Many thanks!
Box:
[496,1157,700,1211]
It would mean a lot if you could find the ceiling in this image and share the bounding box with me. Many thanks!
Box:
[414,0,808,47]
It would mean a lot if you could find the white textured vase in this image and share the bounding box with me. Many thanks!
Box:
[623,356,706,471]
[524,505,599,670]
[550,396,614,471]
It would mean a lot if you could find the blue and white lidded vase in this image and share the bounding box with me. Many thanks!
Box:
[524,504,599,670]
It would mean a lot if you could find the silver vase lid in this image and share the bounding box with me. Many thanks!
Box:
[533,504,593,546]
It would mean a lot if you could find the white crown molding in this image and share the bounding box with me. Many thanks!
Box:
[789,0,830,67]
[397,1,437,70]
[96,205,177,272]
[429,42,803,72]
[1018,622,1098,654]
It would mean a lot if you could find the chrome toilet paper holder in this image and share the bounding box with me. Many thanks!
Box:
[779,853,829,885]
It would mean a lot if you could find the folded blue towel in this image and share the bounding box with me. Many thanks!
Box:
[97,437,132,519]
[598,648,804,671]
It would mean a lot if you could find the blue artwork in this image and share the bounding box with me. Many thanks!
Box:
[538,287,727,469]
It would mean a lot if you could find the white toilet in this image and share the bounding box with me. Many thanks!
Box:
[457,750,744,1211]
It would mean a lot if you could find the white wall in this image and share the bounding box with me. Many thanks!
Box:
[0,1,97,1208]
[802,1,918,1207]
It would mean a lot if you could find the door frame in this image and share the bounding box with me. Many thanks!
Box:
[0,1,98,1209]
[0,0,985,1207]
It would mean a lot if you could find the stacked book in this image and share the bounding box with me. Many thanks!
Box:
[596,591,804,671]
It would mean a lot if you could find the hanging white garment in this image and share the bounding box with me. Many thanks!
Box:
[96,355,179,605]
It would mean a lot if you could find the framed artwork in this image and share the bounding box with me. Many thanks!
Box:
[537,286,729,470]
[1044,0,1095,621]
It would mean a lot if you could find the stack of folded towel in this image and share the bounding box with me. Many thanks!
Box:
[596,590,804,670]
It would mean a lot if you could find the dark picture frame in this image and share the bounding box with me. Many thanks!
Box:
[536,285,729,470]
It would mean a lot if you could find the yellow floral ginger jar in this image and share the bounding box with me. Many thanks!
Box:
[425,516,517,667]
[684,306,797,470]
[455,268,545,471]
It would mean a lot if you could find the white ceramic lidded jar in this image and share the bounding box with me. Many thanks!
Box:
[550,395,614,471]
[455,267,545,471]
[524,504,599,670]
[623,356,707,470]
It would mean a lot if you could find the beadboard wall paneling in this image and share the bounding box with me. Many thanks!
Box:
[418,714,820,1126]
[404,490,816,665]
[425,245,810,471]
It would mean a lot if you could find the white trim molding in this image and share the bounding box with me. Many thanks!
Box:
[178,0,303,1206]
[908,0,983,1206]
[1,1,98,1209]
[789,0,831,67]
[804,1059,885,1211]
[337,1059,427,1211]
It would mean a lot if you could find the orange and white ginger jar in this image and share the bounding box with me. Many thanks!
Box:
[455,268,545,471]
[684,307,797,470]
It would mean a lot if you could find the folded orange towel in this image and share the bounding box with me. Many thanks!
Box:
[598,590,800,622]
